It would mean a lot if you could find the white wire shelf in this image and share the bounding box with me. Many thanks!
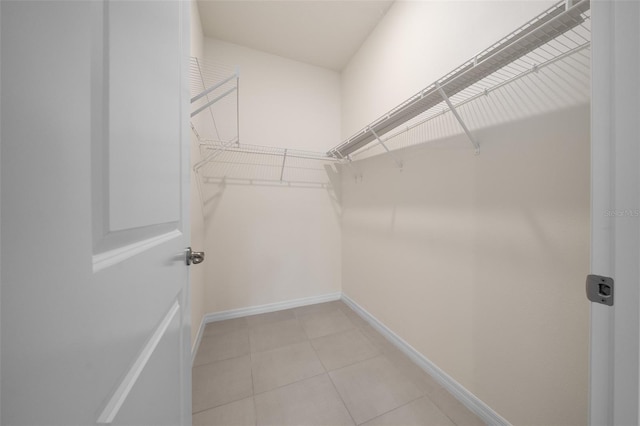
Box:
[329,0,591,158]
[196,142,338,187]
[190,58,338,188]
[190,58,239,145]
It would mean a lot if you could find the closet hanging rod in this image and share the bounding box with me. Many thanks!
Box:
[200,144,338,162]
[329,0,590,158]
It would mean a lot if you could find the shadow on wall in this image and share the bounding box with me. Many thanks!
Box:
[339,102,589,262]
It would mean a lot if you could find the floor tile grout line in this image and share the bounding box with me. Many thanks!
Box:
[356,394,429,426]
[252,370,327,398]
[325,372,358,425]
[249,342,256,395]
[325,351,381,374]
[308,337,358,426]
[334,304,476,425]
[308,328,382,373]
[192,351,251,369]
[249,332,384,397]
[314,328,430,425]
[428,391,470,426]
[191,393,251,416]
[249,348,258,426]
[194,302,465,424]
[250,336,383,400]
[251,399,257,426]
[192,350,432,420]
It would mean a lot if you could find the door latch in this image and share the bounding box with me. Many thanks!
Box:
[186,247,205,266]
[586,274,614,306]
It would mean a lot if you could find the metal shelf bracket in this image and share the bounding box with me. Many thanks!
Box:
[369,128,403,170]
[435,82,480,155]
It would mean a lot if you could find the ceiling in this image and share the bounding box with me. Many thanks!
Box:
[197,1,395,71]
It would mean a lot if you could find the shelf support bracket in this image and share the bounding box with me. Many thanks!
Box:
[280,149,288,181]
[191,87,237,118]
[334,150,352,166]
[369,128,403,169]
[436,82,480,155]
[193,137,239,172]
[191,72,237,104]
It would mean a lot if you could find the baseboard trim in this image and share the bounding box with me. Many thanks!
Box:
[341,293,510,426]
[191,315,206,366]
[191,292,342,365]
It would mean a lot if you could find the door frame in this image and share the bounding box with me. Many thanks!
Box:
[590,1,640,424]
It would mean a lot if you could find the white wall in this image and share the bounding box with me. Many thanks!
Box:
[341,0,554,139]
[204,39,341,152]
[189,0,206,349]
[339,1,589,425]
[200,39,342,313]
[341,106,590,426]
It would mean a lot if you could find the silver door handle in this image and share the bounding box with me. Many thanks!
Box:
[186,247,205,265]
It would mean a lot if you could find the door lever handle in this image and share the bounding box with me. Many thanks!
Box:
[186,247,205,266]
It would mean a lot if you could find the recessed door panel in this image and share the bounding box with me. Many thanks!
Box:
[108,0,181,232]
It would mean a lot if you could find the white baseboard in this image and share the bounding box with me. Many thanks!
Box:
[191,315,206,366]
[191,292,341,365]
[341,293,510,426]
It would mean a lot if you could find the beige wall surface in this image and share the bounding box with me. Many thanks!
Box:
[189,0,206,348]
[199,39,342,313]
[205,38,341,152]
[341,104,590,425]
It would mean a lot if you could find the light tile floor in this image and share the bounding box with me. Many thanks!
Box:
[192,300,484,426]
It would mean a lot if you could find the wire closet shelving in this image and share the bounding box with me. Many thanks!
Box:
[328,0,591,161]
[190,0,591,181]
[189,58,338,190]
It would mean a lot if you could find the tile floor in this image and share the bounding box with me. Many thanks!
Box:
[192,300,484,426]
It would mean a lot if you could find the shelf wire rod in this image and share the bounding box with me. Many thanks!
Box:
[549,31,571,53]
[369,127,403,168]
[493,67,520,80]
[190,72,237,104]
[193,137,239,171]
[194,57,221,141]
[194,168,205,217]
[435,82,480,154]
[573,24,591,44]
[280,149,288,181]
[201,145,334,162]
[190,122,201,141]
[236,67,240,148]
[191,87,237,118]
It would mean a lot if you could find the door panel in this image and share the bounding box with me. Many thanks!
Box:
[108,0,181,232]
[110,301,183,426]
[0,1,191,425]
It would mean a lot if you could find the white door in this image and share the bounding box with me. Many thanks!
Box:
[590,1,640,425]
[1,1,192,425]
